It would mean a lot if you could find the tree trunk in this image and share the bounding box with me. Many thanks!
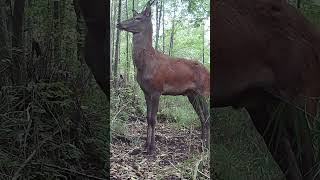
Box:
[126,0,129,82]
[155,0,159,50]
[73,0,85,65]
[132,0,137,104]
[169,1,176,56]
[113,0,122,86]
[0,0,10,86]
[0,0,9,59]
[202,20,205,64]
[12,0,26,84]
[73,0,87,87]
[155,0,162,51]
[53,0,61,63]
[111,0,117,76]
[297,0,301,8]
[6,0,12,49]
[162,0,165,53]
[59,0,67,63]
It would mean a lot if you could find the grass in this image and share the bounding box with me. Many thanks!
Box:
[110,80,202,135]
[0,82,109,179]
[212,107,283,180]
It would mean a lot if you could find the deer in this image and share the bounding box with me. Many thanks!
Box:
[214,0,320,179]
[117,0,210,154]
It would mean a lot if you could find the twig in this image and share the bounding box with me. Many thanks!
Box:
[112,100,132,122]
[168,160,182,174]
[0,172,10,178]
[23,104,32,157]
[193,154,203,180]
[12,129,61,180]
[193,153,210,180]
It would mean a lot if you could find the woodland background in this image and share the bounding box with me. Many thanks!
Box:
[0,0,108,179]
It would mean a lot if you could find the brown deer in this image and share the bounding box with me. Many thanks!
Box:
[117,0,210,154]
[214,0,320,179]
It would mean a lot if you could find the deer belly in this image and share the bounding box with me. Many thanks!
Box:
[163,81,196,95]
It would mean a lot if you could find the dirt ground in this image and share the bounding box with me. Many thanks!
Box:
[110,119,209,180]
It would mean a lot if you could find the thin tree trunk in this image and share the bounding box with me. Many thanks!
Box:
[111,0,117,76]
[6,0,12,48]
[59,0,67,63]
[73,0,87,81]
[53,0,61,64]
[113,0,122,86]
[0,0,9,59]
[73,0,85,64]
[0,0,10,86]
[155,0,162,51]
[12,0,26,84]
[126,0,129,82]
[162,0,165,53]
[155,0,159,50]
[132,0,135,82]
[169,1,176,56]
[158,0,162,48]
[202,20,205,64]
[297,0,301,8]
[132,0,137,104]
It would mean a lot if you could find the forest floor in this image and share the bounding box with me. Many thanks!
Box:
[110,118,209,180]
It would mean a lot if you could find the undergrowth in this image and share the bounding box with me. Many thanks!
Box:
[110,80,201,139]
[0,81,108,180]
[212,108,283,180]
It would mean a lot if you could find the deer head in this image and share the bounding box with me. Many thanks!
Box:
[116,0,154,33]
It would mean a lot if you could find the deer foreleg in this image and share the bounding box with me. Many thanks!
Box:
[144,94,151,151]
[145,92,160,154]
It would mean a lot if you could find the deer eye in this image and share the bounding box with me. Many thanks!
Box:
[135,17,142,20]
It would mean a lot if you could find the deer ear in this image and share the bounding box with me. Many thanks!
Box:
[144,6,151,17]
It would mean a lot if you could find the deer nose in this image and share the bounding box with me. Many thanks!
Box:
[116,23,121,28]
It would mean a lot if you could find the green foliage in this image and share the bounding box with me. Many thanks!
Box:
[300,0,320,25]
[182,0,210,26]
[159,95,198,124]
[115,0,210,77]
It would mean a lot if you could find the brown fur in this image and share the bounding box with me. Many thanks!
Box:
[213,0,320,179]
[142,50,210,96]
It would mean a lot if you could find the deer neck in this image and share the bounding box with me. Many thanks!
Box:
[132,24,154,71]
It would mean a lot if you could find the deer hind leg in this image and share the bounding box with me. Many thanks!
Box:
[286,106,316,180]
[144,92,160,154]
[187,92,209,146]
[247,103,302,180]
